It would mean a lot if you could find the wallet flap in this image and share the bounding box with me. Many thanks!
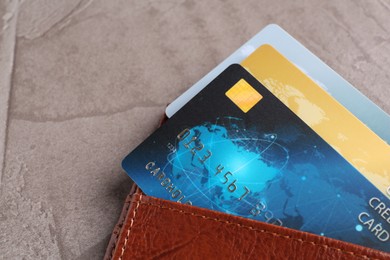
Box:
[106,186,389,260]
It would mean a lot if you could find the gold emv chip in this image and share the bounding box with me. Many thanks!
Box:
[225,79,263,113]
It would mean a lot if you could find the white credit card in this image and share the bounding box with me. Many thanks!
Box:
[165,24,390,144]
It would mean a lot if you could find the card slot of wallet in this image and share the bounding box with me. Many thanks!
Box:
[105,184,389,260]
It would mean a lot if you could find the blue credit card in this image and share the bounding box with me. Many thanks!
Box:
[123,65,390,252]
[165,24,390,144]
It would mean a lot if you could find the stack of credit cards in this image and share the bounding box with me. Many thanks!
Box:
[122,24,390,252]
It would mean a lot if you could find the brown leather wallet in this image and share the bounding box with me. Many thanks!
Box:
[105,115,390,259]
[105,185,389,260]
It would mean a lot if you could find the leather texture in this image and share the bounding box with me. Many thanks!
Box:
[105,185,390,260]
[105,184,139,260]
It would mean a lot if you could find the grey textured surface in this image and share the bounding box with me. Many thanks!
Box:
[0,0,389,259]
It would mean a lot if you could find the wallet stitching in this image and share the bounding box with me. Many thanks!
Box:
[134,202,381,260]
[119,194,143,260]
[108,199,131,260]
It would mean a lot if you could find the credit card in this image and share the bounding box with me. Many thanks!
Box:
[165,24,390,144]
[123,64,390,252]
[242,44,390,198]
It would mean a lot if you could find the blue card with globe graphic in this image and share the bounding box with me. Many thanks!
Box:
[122,64,390,252]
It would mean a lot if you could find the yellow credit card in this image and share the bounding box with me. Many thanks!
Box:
[242,44,390,197]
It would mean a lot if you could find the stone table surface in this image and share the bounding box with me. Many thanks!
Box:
[0,0,389,259]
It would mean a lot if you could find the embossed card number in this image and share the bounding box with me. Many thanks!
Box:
[176,127,282,226]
